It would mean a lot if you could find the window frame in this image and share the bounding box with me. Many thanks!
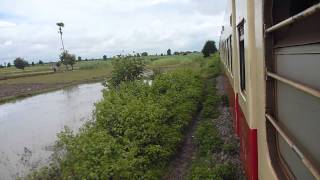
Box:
[237,20,246,92]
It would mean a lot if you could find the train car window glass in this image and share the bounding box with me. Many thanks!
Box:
[273,0,320,23]
[265,0,320,179]
[238,21,245,91]
[227,39,230,70]
[230,36,233,73]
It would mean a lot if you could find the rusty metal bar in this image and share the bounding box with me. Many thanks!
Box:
[267,71,320,98]
[266,3,320,33]
[265,114,320,179]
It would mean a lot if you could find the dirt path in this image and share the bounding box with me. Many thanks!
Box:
[163,106,202,180]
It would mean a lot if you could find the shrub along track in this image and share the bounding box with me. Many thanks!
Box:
[163,101,202,180]
[164,73,244,179]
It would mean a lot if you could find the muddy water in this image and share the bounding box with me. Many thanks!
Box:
[0,83,104,179]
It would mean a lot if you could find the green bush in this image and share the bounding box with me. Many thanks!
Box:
[194,120,222,155]
[188,55,238,179]
[223,142,238,155]
[29,69,203,179]
[109,58,145,88]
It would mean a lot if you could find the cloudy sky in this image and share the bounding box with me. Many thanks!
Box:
[0,0,226,63]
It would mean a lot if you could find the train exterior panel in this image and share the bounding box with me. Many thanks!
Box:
[219,0,320,179]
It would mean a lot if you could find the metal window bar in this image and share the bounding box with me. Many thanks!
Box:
[265,114,320,179]
[266,71,320,98]
[265,3,320,33]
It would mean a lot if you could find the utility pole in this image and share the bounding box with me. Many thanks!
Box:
[56,22,65,52]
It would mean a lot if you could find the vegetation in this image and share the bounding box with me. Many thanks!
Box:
[60,51,76,70]
[14,57,29,70]
[188,56,237,180]
[109,58,145,88]
[167,48,172,56]
[141,52,148,56]
[202,40,217,57]
[27,68,203,179]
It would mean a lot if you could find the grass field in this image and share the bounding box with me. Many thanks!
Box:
[0,54,205,103]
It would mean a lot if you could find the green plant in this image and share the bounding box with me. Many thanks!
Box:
[222,142,238,155]
[109,58,145,88]
[194,120,222,155]
[28,69,203,179]
[14,57,28,70]
[202,40,217,57]
[59,51,76,70]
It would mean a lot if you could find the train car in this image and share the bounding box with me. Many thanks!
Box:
[219,0,320,179]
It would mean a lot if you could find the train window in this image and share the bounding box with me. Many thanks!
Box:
[229,36,233,73]
[273,0,320,23]
[226,39,230,69]
[265,0,320,179]
[238,21,245,91]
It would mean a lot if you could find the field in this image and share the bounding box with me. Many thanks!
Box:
[0,54,203,103]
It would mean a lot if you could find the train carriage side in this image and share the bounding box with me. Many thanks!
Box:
[220,0,320,180]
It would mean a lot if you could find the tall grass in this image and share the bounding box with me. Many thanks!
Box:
[78,60,111,70]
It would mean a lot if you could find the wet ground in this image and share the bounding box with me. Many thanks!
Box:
[0,83,104,179]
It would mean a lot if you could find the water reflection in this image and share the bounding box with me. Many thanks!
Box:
[0,83,104,179]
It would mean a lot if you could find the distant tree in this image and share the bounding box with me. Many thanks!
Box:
[31,62,35,66]
[167,49,172,56]
[56,61,61,67]
[141,52,148,56]
[103,55,107,60]
[174,52,179,55]
[0,65,4,68]
[14,57,28,70]
[78,56,82,61]
[60,51,76,70]
[136,53,141,57]
[7,62,11,68]
[38,60,44,65]
[161,53,164,56]
[202,40,217,57]
[85,58,88,61]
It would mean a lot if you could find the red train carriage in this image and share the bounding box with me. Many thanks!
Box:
[219,0,320,179]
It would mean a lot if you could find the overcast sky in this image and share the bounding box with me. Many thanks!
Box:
[0,0,226,63]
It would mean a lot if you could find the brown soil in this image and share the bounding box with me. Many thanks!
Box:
[0,84,60,99]
[163,107,201,180]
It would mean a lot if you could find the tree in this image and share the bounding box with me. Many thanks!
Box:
[31,62,35,66]
[103,55,107,60]
[7,62,11,68]
[14,57,28,70]
[60,51,76,70]
[109,58,145,88]
[78,56,82,61]
[201,40,217,57]
[141,52,148,56]
[38,60,44,65]
[167,49,172,56]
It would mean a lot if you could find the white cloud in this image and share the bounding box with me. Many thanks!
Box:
[0,20,16,28]
[0,0,226,62]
